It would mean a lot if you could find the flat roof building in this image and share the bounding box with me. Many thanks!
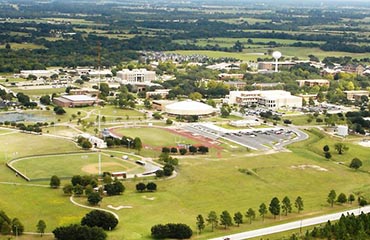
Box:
[344,90,369,101]
[227,90,302,109]
[296,79,330,88]
[53,95,99,108]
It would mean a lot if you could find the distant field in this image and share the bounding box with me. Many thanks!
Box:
[11,87,66,96]
[0,42,45,50]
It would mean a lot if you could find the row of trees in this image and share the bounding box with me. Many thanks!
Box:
[136,182,157,192]
[327,190,366,207]
[151,223,192,239]
[195,196,304,234]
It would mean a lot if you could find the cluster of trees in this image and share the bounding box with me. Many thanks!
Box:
[135,182,157,192]
[105,136,142,153]
[104,180,125,196]
[0,121,46,133]
[16,92,37,108]
[53,210,118,240]
[151,223,192,239]
[346,110,370,135]
[156,152,178,177]
[54,106,66,115]
[290,213,370,239]
[77,136,93,149]
[327,190,366,207]
[196,196,304,234]
[0,210,25,237]
[63,175,98,196]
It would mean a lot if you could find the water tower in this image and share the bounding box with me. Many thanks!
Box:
[272,51,282,72]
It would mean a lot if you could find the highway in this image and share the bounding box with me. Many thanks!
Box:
[210,206,370,240]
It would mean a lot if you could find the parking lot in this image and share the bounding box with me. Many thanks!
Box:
[183,123,308,151]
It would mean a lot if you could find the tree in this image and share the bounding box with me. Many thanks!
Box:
[1,222,11,235]
[245,208,255,224]
[350,158,362,170]
[221,106,230,118]
[53,224,107,240]
[189,145,197,154]
[40,95,51,105]
[36,220,46,237]
[325,152,332,159]
[11,218,24,236]
[151,223,192,239]
[81,210,118,230]
[282,196,292,216]
[73,184,84,196]
[163,164,174,176]
[269,197,281,219]
[146,182,157,192]
[63,184,73,195]
[259,203,268,221]
[233,212,243,227]
[349,194,355,204]
[337,193,347,204]
[295,196,304,213]
[220,210,232,229]
[133,137,142,154]
[206,211,218,231]
[334,143,349,155]
[323,145,330,152]
[87,192,102,206]
[328,189,337,207]
[50,175,61,188]
[196,214,205,234]
[136,182,146,192]
[179,148,187,155]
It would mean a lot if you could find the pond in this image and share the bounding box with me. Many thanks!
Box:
[0,112,50,122]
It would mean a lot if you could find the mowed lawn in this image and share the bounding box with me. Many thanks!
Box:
[10,152,140,179]
[98,131,370,240]
[112,127,198,147]
[0,129,370,239]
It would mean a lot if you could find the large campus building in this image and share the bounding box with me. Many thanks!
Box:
[53,95,99,107]
[165,100,216,116]
[226,90,302,109]
[116,69,156,83]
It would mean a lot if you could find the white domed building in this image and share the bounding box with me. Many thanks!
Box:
[164,100,216,116]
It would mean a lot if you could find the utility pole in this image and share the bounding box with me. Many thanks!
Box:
[97,41,101,91]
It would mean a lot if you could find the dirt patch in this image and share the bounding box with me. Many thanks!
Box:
[107,205,133,210]
[143,195,155,201]
[290,165,328,172]
[358,140,370,148]
[82,162,124,174]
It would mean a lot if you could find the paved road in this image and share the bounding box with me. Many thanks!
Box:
[210,206,370,240]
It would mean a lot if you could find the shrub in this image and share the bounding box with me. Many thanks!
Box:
[81,210,118,230]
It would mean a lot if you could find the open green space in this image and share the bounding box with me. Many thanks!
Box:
[0,121,370,239]
[10,152,140,179]
[11,87,66,96]
[0,42,45,50]
[111,127,198,147]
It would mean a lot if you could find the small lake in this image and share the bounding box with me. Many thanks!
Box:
[0,112,50,122]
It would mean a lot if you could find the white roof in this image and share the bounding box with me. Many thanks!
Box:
[62,95,97,101]
[165,100,215,115]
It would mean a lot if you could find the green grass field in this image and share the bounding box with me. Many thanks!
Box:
[0,42,45,50]
[11,87,66,96]
[10,152,141,179]
[111,127,198,147]
[0,125,370,239]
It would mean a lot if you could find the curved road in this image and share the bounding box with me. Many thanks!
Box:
[211,206,370,240]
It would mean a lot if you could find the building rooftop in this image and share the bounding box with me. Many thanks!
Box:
[62,95,97,101]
